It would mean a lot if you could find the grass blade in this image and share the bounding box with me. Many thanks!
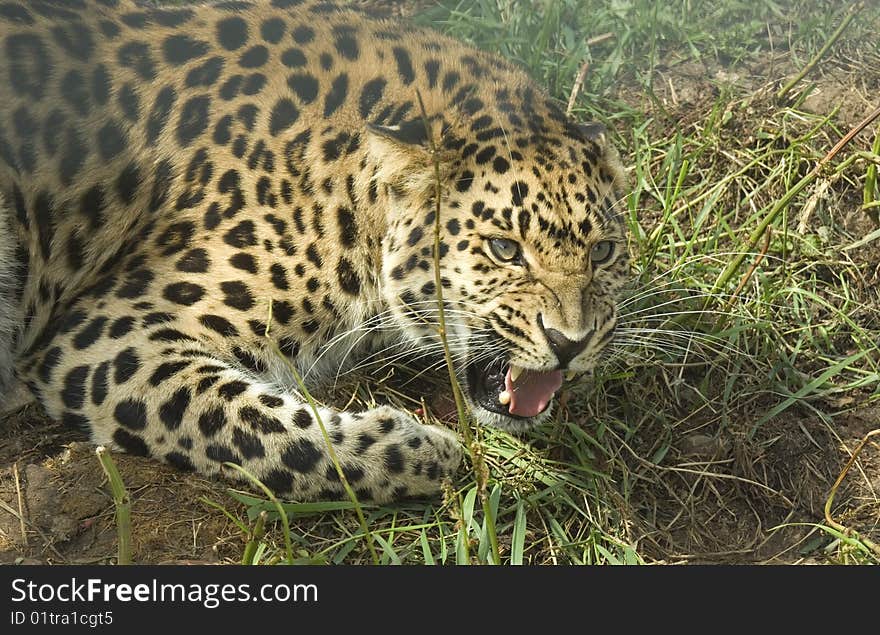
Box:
[511,500,526,565]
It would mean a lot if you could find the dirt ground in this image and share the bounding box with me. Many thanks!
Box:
[627,405,880,563]
[1,2,878,565]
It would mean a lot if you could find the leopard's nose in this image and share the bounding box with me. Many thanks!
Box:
[538,314,592,367]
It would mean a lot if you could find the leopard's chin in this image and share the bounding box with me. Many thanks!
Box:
[469,399,555,433]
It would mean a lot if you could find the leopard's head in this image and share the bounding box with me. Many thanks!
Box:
[366,97,628,432]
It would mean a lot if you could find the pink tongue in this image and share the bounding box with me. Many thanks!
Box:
[505,368,564,417]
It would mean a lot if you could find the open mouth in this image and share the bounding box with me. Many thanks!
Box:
[466,359,563,420]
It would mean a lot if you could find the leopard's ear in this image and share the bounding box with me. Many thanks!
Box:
[577,122,607,143]
[365,119,449,196]
[366,119,431,147]
[577,121,626,191]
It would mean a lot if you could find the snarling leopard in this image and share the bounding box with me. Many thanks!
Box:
[0,0,628,502]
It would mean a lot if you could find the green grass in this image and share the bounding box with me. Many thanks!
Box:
[197,0,880,564]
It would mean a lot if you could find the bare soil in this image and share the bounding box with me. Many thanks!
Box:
[0,404,244,564]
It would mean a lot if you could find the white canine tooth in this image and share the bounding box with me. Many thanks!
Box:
[498,391,511,405]
[565,371,576,381]
[510,365,524,382]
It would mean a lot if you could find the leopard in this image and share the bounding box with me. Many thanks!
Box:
[0,0,629,502]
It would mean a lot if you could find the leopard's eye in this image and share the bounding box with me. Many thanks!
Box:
[590,240,615,265]
[488,238,522,263]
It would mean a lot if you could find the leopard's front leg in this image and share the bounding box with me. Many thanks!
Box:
[19,311,461,502]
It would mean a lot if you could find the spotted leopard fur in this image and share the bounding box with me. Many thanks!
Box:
[0,0,628,502]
